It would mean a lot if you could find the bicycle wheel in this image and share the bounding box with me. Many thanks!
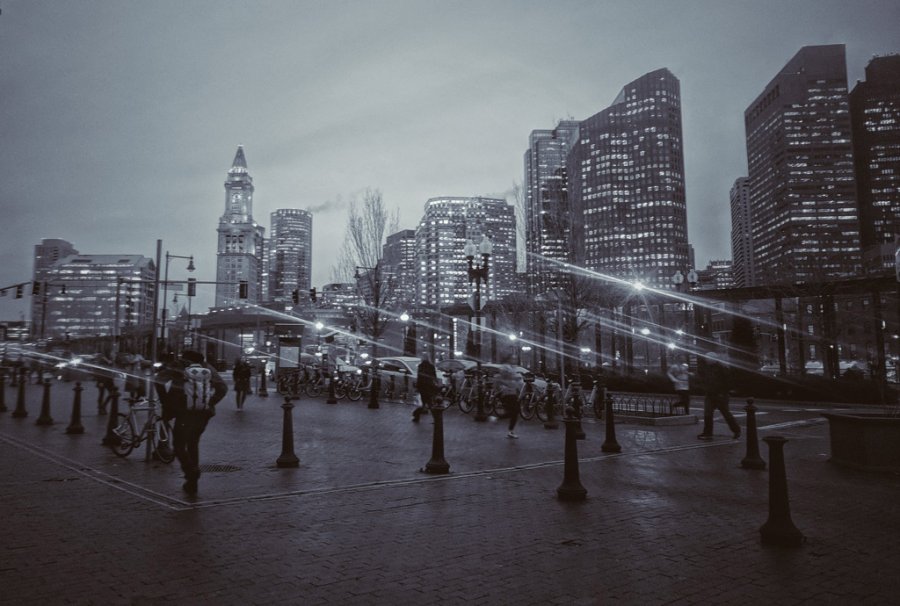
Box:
[347,383,363,401]
[276,375,289,395]
[519,392,537,420]
[535,395,556,422]
[457,388,474,414]
[110,413,135,457]
[306,381,323,398]
[333,381,348,399]
[490,395,506,418]
[152,419,175,464]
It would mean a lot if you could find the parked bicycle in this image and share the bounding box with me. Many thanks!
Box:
[110,397,174,463]
[536,380,565,422]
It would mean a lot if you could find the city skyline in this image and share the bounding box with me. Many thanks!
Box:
[2,1,899,319]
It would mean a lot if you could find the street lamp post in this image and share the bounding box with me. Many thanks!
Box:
[161,251,195,354]
[465,234,492,422]
[355,265,382,409]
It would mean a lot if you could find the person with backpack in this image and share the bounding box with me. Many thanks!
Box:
[232,357,252,410]
[156,350,227,495]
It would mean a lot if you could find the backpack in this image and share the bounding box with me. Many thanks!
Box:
[183,363,213,411]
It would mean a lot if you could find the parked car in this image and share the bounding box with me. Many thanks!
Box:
[370,356,420,383]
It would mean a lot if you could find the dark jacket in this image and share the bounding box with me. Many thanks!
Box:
[233,361,252,391]
[416,359,440,398]
[156,359,228,420]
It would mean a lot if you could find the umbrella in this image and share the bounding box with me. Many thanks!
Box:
[437,359,475,373]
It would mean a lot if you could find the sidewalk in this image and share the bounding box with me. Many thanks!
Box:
[1,380,899,604]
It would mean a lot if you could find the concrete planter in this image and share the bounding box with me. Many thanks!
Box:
[822,412,900,472]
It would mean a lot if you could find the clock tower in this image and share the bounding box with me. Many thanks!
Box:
[215,146,265,306]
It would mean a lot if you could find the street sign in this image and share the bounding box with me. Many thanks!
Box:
[467,293,485,311]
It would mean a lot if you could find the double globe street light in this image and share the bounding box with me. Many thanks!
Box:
[464,234,492,422]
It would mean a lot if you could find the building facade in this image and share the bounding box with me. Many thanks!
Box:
[215,146,266,306]
[33,254,155,340]
[567,68,690,289]
[30,238,79,330]
[729,177,754,288]
[524,120,580,296]
[267,208,313,304]
[382,229,417,309]
[850,54,900,273]
[744,44,861,286]
[415,197,517,309]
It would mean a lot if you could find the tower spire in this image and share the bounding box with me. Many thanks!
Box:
[231,145,247,170]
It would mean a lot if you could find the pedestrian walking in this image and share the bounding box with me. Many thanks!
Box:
[155,350,227,495]
[493,358,525,438]
[412,353,439,422]
[232,357,252,410]
[697,352,741,440]
[666,359,691,414]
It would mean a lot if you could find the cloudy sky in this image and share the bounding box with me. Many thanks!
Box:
[1,0,898,319]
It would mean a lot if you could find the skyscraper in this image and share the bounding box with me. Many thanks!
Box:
[744,45,861,285]
[383,229,417,308]
[268,208,313,304]
[415,197,517,309]
[524,120,580,296]
[729,177,754,287]
[850,54,900,272]
[567,68,690,288]
[31,238,78,329]
[215,146,265,306]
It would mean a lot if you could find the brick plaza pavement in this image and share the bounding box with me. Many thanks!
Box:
[1,379,899,604]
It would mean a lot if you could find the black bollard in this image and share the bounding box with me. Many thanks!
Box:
[543,383,559,430]
[258,369,269,397]
[573,390,586,440]
[96,381,107,415]
[326,371,338,404]
[557,407,587,501]
[101,387,121,446]
[276,397,300,468]
[423,403,450,474]
[601,393,621,453]
[36,379,54,426]
[12,374,28,418]
[66,382,85,435]
[368,370,380,409]
[0,372,7,413]
[759,436,805,548]
[741,398,766,470]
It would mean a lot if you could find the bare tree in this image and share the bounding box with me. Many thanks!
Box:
[331,188,399,360]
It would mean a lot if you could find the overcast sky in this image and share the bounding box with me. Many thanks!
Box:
[2,0,899,320]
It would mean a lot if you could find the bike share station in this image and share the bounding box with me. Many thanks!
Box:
[273,324,303,383]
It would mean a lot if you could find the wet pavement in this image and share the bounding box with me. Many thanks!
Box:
[1,378,899,604]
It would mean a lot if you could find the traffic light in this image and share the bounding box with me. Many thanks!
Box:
[31,282,40,296]
[291,289,299,305]
[238,281,248,299]
[187,278,196,297]
[309,288,317,302]
[60,284,66,294]
[15,285,23,299]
